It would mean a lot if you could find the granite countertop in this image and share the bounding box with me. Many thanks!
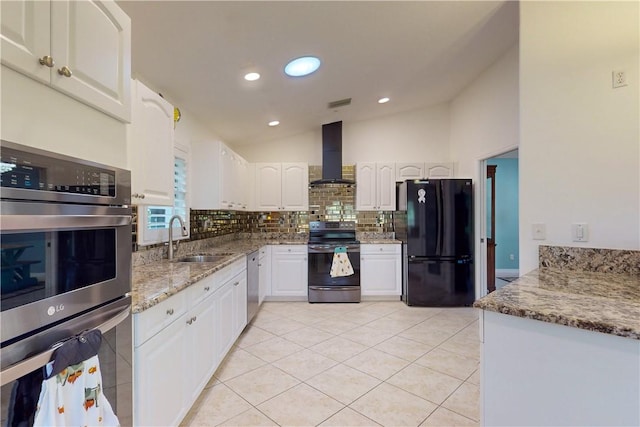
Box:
[473,268,640,340]
[359,239,402,244]
[131,239,306,313]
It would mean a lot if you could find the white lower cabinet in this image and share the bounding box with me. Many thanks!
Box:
[258,246,271,304]
[270,245,308,297]
[361,244,402,296]
[134,259,247,427]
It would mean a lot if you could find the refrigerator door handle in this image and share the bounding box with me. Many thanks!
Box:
[0,304,130,386]
[437,181,444,256]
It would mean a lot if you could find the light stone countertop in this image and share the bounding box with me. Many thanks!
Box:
[473,268,640,340]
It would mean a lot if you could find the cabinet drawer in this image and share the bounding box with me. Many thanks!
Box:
[213,258,246,285]
[361,244,400,255]
[134,291,187,347]
[187,274,220,306]
[271,245,307,255]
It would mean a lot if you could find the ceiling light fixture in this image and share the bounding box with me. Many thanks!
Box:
[244,72,260,81]
[284,56,321,77]
[268,120,280,127]
[378,97,390,104]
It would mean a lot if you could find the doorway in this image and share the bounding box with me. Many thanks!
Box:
[477,148,519,297]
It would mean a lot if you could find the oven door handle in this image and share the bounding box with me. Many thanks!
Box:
[0,305,130,386]
[1,214,131,231]
[308,245,360,253]
[309,287,359,291]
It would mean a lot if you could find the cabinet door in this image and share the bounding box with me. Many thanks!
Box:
[356,162,377,210]
[377,162,396,211]
[128,80,175,205]
[396,162,425,181]
[232,272,248,339]
[219,144,235,209]
[426,162,454,178]
[361,250,401,296]
[281,163,309,211]
[135,314,188,427]
[186,298,217,404]
[0,0,50,84]
[258,246,271,304]
[235,155,249,210]
[215,282,235,360]
[271,247,308,297]
[255,163,282,210]
[50,0,131,121]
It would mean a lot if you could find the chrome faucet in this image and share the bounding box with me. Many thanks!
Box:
[168,215,188,260]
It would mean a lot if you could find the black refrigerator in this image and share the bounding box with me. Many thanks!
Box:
[395,179,474,306]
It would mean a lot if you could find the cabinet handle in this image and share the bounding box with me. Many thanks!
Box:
[258,263,262,267]
[204,286,210,291]
[57,66,72,78]
[132,193,146,199]
[166,308,174,315]
[39,55,54,67]
[233,281,239,286]
[192,316,197,323]
[380,247,384,251]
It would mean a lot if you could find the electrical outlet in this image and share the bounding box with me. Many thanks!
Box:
[509,254,515,261]
[532,223,546,240]
[613,70,627,88]
[572,223,589,242]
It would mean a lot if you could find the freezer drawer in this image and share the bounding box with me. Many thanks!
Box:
[406,258,474,306]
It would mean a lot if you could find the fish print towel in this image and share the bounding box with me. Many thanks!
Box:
[330,246,354,277]
[34,330,119,426]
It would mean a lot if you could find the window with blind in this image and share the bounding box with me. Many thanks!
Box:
[138,146,190,246]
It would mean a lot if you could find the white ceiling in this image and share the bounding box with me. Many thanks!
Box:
[117,1,519,147]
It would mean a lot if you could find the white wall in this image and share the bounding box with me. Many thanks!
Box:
[519,1,640,273]
[234,103,451,166]
[1,66,128,168]
[449,44,520,296]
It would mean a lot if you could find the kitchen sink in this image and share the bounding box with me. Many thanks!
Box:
[174,254,232,263]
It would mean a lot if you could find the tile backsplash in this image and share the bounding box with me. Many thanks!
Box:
[133,164,394,252]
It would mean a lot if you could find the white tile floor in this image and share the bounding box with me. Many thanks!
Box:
[181,301,480,427]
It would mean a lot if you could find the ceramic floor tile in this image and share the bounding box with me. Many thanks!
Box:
[257,383,344,426]
[374,335,433,362]
[387,363,463,405]
[217,408,278,427]
[250,309,282,326]
[420,406,478,426]
[182,383,251,427]
[309,336,369,362]
[319,407,382,426]
[339,325,395,347]
[466,369,480,385]
[284,310,328,325]
[344,348,410,380]
[243,336,305,363]
[399,325,456,347]
[414,347,480,380]
[271,348,338,381]
[385,307,441,324]
[365,316,415,334]
[224,364,300,406]
[442,382,481,421]
[313,318,360,335]
[359,301,405,317]
[234,325,277,348]
[337,310,383,325]
[256,316,307,336]
[439,335,481,361]
[306,363,382,405]
[213,348,267,382]
[281,325,336,348]
[350,382,437,427]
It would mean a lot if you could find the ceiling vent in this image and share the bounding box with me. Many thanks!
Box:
[327,98,352,109]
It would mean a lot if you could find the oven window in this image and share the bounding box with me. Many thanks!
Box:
[1,229,116,312]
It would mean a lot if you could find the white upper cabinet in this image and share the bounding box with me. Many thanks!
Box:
[127,79,175,206]
[396,162,425,182]
[1,0,131,122]
[255,163,308,211]
[425,162,454,178]
[356,162,395,211]
[191,141,249,210]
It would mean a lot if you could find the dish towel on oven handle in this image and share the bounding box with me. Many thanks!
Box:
[34,329,120,426]
[330,246,354,278]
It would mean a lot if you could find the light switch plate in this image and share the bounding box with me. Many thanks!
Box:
[532,223,546,240]
[572,223,589,242]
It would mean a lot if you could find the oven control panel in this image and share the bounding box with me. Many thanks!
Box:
[1,146,115,196]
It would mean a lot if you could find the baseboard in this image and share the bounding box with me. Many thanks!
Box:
[496,269,519,278]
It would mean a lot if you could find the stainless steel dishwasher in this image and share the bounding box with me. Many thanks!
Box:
[246,250,259,323]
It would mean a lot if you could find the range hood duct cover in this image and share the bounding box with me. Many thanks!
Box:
[310,121,355,186]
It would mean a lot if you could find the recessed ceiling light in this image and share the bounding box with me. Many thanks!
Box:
[284,56,321,77]
[268,120,280,127]
[378,97,390,104]
[244,72,260,81]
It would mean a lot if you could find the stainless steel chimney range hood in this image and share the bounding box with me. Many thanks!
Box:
[309,121,355,187]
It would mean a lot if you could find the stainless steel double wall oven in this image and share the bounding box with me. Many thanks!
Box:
[0,141,133,425]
